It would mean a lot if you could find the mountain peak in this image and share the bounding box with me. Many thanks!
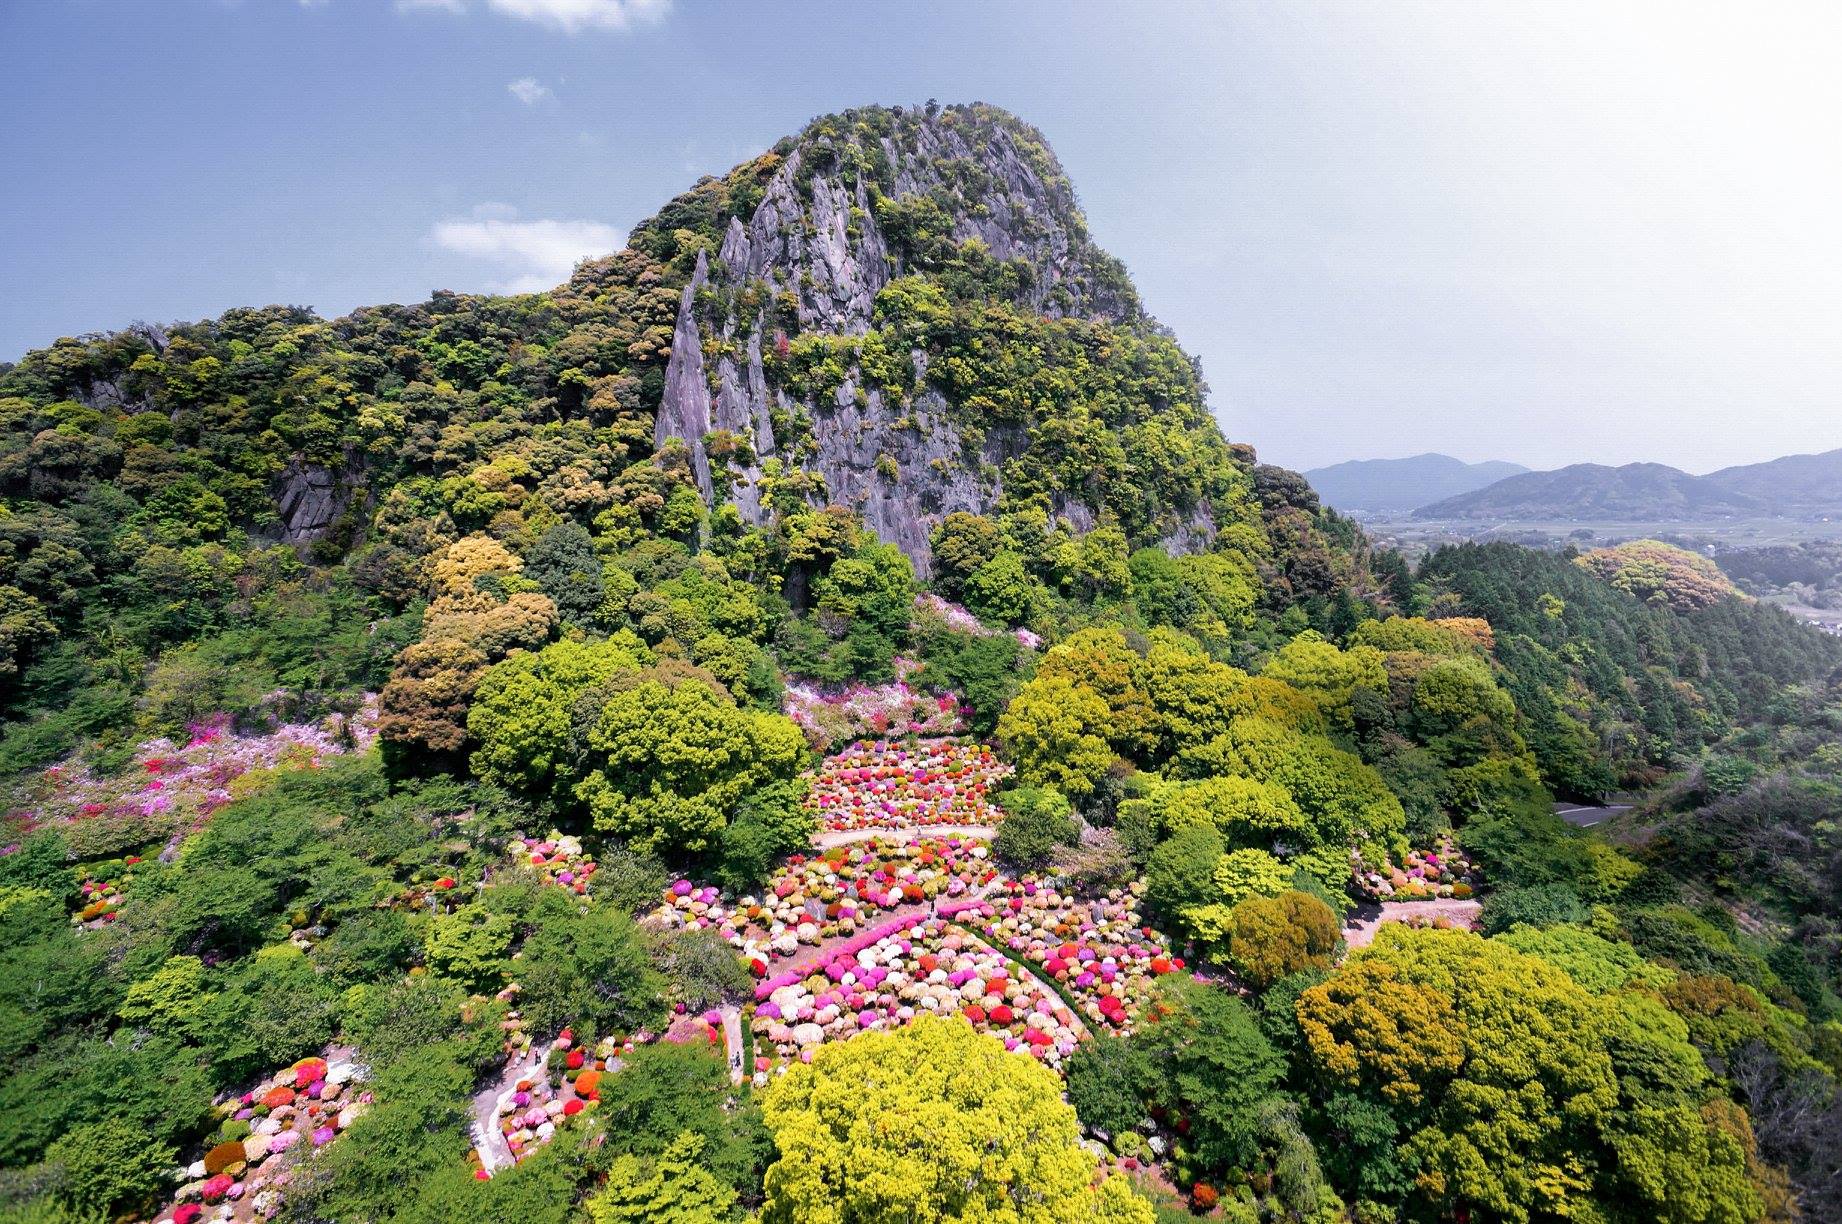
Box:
[1304,453,1528,514]
[642,101,1227,572]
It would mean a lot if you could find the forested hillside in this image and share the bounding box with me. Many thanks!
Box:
[3,103,1839,1224]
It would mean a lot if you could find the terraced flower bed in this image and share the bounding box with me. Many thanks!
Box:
[977,878,1183,1031]
[747,907,1084,1078]
[652,835,998,973]
[806,738,1009,833]
[150,1054,368,1224]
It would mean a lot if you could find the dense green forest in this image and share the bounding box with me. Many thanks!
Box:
[3,104,1840,1224]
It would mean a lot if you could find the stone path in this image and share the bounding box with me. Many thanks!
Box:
[720,1004,744,1085]
[471,1046,621,1176]
[1342,898,1482,949]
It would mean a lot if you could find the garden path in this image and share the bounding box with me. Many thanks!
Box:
[1342,898,1482,949]
[810,823,998,849]
[471,1047,622,1176]
[720,1004,744,1085]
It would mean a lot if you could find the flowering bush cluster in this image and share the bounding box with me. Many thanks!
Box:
[913,593,989,635]
[806,739,1010,832]
[913,593,1043,650]
[483,1027,614,1171]
[782,657,965,751]
[1352,835,1480,901]
[748,910,1084,1077]
[653,836,1000,972]
[11,697,379,862]
[70,854,144,925]
[152,1055,368,1224]
[978,877,1182,1031]
[516,832,597,897]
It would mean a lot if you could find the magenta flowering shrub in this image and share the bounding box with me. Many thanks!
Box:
[783,656,966,751]
[7,696,379,861]
[653,835,1002,972]
[978,877,1182,1032]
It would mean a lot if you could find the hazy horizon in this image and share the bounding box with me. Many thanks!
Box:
[3,1,1838,473]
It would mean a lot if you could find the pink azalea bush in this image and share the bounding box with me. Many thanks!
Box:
[653,835,1001,972]
[978,877,1182,1031]
[151,1054,368,1224]
[783,656,965,751]
[9,696,379,862]
[914,593,1043,651]
[516,831,597,898]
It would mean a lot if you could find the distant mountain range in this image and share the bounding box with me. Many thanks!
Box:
[1414,448,1842,520]
[1303,454,1529,513]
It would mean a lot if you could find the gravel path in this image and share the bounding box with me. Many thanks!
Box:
[470,1051,546,1175]
[1342,898,1482,948]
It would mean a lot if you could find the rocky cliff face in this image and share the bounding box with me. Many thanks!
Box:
[650,104,1172,576]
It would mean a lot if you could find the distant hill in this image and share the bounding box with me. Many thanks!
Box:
[1415,448,1842,520]
[1303,453,1528,513]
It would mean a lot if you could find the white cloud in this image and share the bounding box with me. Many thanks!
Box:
[507,76,551,105]
[486,0,669,33]
[429,204,621,294]
[398,0,669,32]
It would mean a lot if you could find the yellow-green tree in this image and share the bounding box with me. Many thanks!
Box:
[576,672,808,854]
[1261,631,1386,730]
[585,1130,737,1224]
[1298,925,1765,1224]
[759,1014,1152,1224]
[997,673,1115,800]
[1034,627,1158,758]
[468,634,649,801]
[1224,890,1339,990]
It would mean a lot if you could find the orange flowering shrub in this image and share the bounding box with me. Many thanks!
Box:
[204,1141,247,1176]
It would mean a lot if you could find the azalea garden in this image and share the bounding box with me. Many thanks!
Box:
[4,98,1840,1224]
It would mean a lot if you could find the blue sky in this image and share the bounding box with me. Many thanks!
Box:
[3,1,1839,473]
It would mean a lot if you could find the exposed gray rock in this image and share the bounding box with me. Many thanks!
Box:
[667,107,1187,573]
[275,461,344,543]
[654,250,715,500]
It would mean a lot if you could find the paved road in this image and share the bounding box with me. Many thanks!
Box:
[1552,802,1633,828]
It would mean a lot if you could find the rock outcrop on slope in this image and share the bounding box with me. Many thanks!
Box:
[642,103,1220,576]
